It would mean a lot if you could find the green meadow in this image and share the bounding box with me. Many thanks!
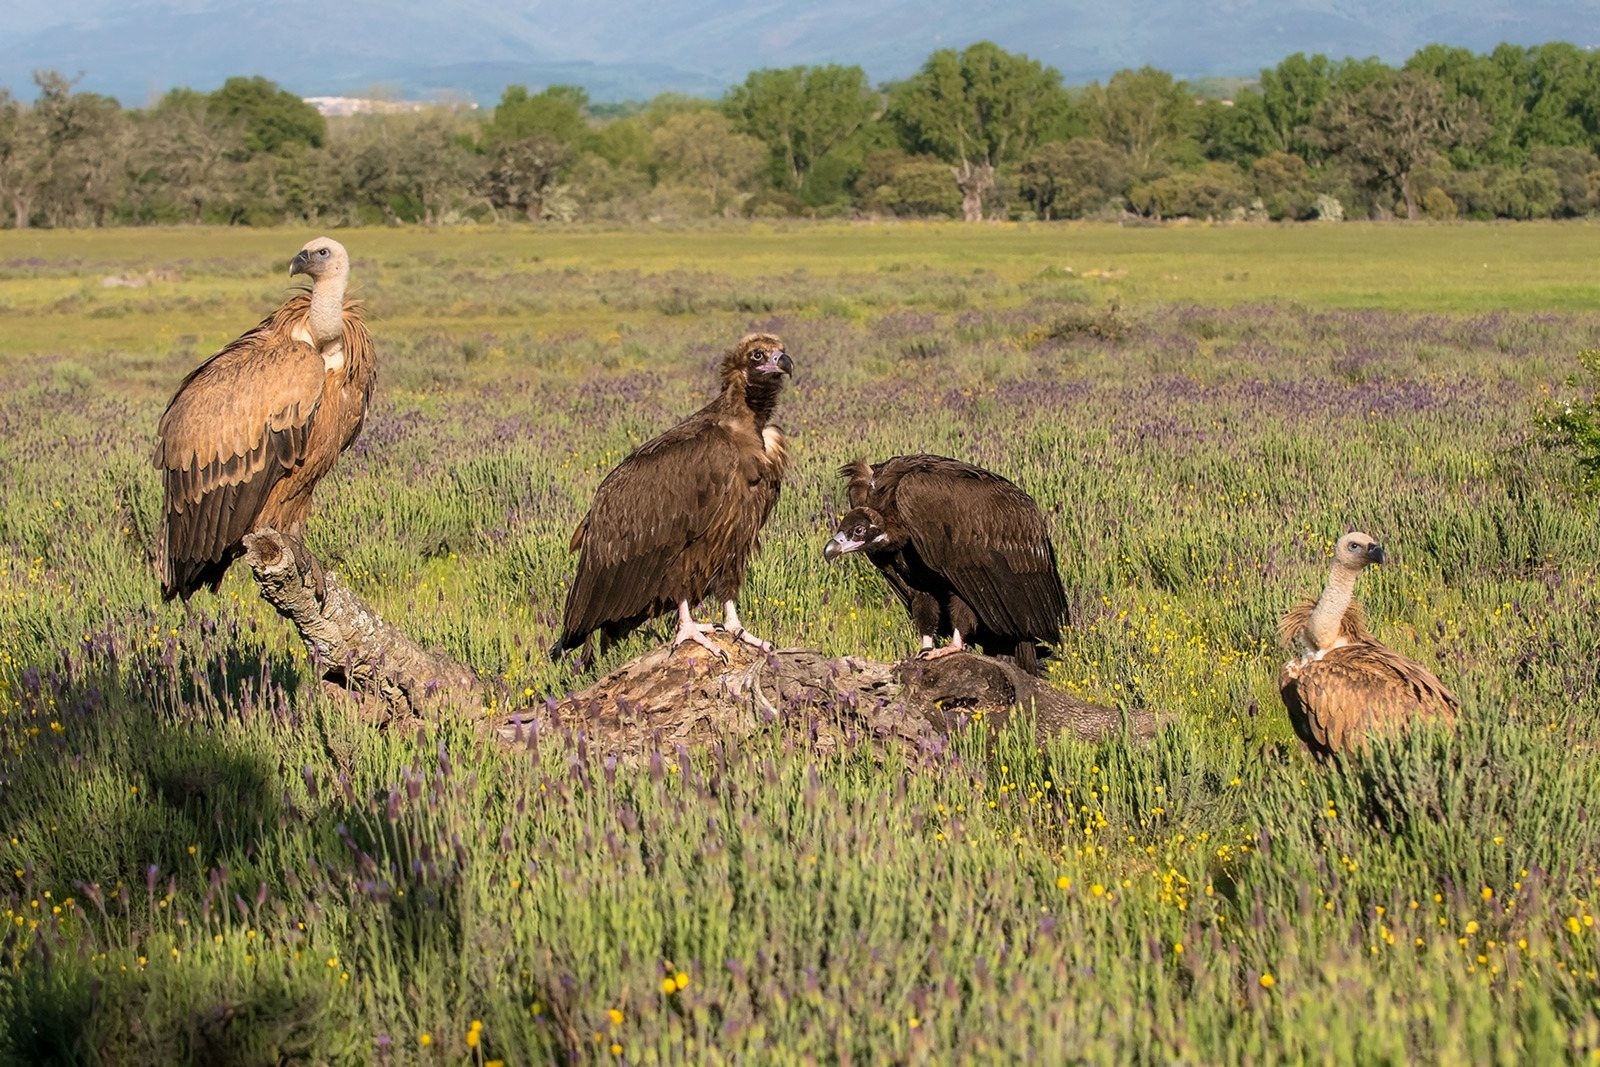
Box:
[0,221,1598,1063]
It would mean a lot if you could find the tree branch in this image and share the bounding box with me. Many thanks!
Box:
[242,528,486,718]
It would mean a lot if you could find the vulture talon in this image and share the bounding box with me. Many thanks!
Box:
[672,620,727,659]
[730,628,774,652]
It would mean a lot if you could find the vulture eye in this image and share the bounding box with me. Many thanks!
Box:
[317,248,330,257]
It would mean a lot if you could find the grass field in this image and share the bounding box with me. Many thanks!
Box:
[1,221,1598,1063]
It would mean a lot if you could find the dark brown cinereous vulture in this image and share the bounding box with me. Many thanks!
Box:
[1278,531,1459,757]
[551,333,794,659]
[823,454,1069,674]
[153,237,375,601]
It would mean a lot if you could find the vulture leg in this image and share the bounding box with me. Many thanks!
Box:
[721,600,773,652]
[672,600,726,658]
[287,534,328,603]
[919,628,967,660]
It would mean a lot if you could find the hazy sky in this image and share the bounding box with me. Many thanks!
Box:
[2,0,1597,103]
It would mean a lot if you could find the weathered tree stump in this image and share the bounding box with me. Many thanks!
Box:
[498,633,1165,762]
[243,530,1164,756]
[242,528,486,718]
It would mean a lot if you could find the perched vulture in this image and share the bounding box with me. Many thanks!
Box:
[1278,531,1459,757]
[551,333,794,659]
[823,454,1069,674]
[153,237,375,601]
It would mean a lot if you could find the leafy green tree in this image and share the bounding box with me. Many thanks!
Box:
[479,135,574,221]
[652,111,766,215]
[1405,44,1522,164]
[483,85,589,147]
[207,75,325,156]
[0,88,42,228]
[1016,139,1125,219]
[888,42,1066,220]
[1079,67,1194,176]
[134,89,245,223]
[869,157,962,217]
[1304,70,1486,219]
[33,72,129,226]
[1129,161,1251,219]
[1526,145,1599,216]
[1250,151,1318,219]
[723,65,877,193]
[391,109,481,224]
[1518,43,1599,153]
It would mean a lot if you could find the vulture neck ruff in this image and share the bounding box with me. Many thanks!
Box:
[733,372,784,427]
[1308,562,1361,652]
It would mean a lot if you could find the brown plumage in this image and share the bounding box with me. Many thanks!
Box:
[153,237,375,601]
[823,454,1069,674]
[551,333,794,659]
[1278,531,1459,757]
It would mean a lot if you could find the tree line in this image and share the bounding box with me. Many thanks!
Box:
[3,40,1600,228]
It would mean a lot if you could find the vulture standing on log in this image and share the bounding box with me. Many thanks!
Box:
[823,455,1069,674]
[1278,532,1459,757]
[153,237,375,601]
[551,333,794,659]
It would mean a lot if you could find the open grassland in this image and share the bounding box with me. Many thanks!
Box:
[0,222,1598,1063]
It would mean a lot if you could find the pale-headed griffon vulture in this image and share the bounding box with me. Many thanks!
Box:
[823,454,1069,674]
[551,333,793,660]
[153,237,375,602]
[1279,531,1459,757]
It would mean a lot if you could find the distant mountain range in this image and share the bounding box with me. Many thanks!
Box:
[2,0,1597,106]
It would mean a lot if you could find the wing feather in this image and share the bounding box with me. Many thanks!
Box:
[558,420,745,647]
[153,300,326,598]
[1284,642,1459,755]
[892,460,1068,643]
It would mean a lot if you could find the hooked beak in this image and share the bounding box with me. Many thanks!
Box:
[756,350,793,376]
[289,250,312,278]
[1367,544,1386,565]
[823,531,864,562]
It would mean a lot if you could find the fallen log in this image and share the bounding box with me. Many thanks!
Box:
[242,529,1163,754]
[242,528,485,718]
[498,633,1165,761]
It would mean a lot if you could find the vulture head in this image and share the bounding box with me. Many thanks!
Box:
[1334,531,1385,570]
[723,332,793,388]
[824,506,889,562]
[290,236,349,281]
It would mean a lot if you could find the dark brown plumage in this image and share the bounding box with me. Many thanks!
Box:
[551,333,793,659]
[823,454,1068,674]
[1278,532,1459,757]
[153,238,375,601]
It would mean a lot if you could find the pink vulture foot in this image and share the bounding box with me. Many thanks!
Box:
[918,640,967,661]
[724,627,774,652]
[671,618,726,658]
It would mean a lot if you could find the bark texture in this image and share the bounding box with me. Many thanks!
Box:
[500,633,1164,762]
[242,528,485,717]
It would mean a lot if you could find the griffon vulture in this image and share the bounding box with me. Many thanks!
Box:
[823,454,1068,674]
[153,237,375,601]
[1278,531,1459,757]
[551,333,793,659]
